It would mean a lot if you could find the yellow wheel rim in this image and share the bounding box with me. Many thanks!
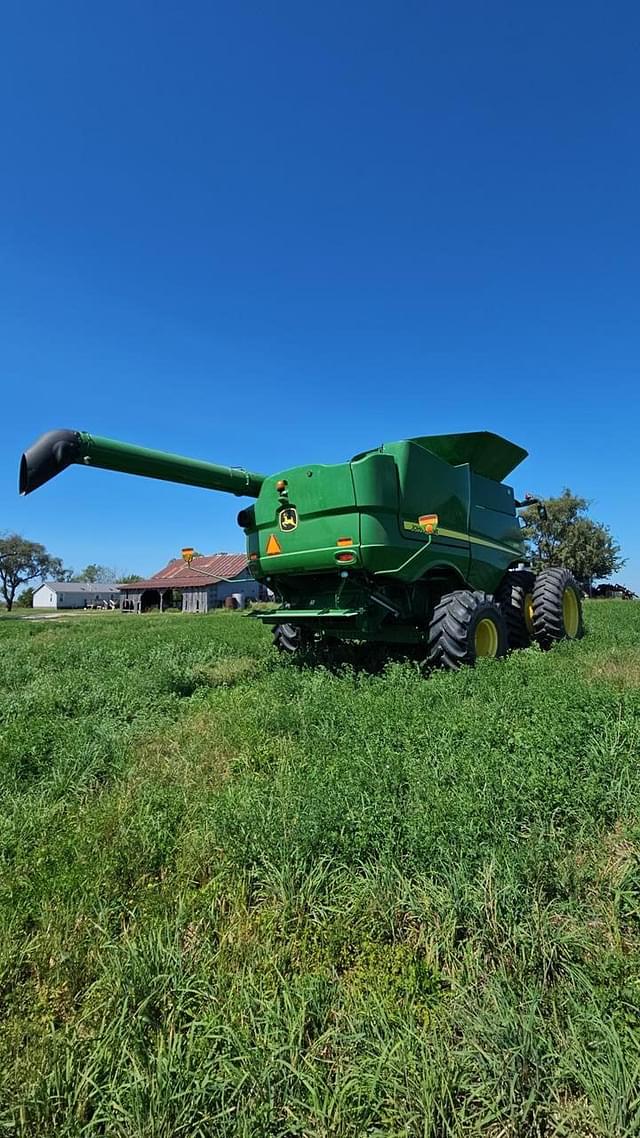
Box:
[562,586,580,638]
[524,593,535,634]
[474,617,499,658]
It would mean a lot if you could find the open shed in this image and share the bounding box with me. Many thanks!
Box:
[118,553,268,613]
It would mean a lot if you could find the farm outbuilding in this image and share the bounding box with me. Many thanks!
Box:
[33,583,121,610]
[118,553,268,614]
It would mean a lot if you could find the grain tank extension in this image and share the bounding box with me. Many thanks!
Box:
[19,428,584,667]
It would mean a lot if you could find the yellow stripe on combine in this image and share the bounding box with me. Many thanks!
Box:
[435,527,520,555]
[261,530,520,560]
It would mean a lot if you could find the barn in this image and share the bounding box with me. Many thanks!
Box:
[33,583,121,610]
[118,553,268,614]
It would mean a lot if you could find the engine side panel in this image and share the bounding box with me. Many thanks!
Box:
[466,471,523,591]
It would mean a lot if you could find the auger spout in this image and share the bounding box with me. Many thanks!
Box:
[19,429,265,498]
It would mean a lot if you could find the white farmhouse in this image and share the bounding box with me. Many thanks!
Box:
[33,583,121,610]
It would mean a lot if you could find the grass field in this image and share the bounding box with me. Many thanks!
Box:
[0,604,639,1136]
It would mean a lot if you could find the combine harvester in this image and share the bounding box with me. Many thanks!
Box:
[19,428,583,668]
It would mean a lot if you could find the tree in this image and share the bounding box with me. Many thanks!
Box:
[118,574,143,583]
[521,489,624,587]
[73,564,116,583]
[0,534,62,611]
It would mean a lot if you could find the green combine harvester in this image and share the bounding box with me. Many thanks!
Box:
[19,428,583,667]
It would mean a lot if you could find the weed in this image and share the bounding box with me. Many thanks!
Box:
[0,603,639,1134]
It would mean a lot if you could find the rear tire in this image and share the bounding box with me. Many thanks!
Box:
[427,590,508,670]
[495,568,537,650]
[273,623,305,653]
[531,568,584,649]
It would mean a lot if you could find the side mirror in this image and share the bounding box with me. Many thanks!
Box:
[515,493,547,522]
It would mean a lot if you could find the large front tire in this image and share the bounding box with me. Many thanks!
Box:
[427,590,508,670]
[531,568,584,649]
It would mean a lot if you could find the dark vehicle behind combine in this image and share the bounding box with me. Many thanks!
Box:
[586,582,638,600]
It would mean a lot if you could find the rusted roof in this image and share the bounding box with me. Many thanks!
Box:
[118,552,249,591]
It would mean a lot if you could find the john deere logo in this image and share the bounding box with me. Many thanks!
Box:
[279,507,298,532]
[403,513,439,535]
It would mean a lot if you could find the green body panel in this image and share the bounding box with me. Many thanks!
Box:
[377,441,471,582]
[467,471,523,592]
[250,462,361,575]
[20,427,529,646]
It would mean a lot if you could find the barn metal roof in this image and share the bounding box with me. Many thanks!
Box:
[117,553,249,591]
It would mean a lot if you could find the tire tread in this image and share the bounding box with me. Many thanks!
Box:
[495,568,537,650]
[427,589,508,670]
[531,567,584,649]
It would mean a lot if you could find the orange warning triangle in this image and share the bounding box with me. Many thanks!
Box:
[266,534,282,555]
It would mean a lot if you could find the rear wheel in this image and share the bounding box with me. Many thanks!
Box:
[531,568,584,649]
[495,568,537,650]
[273,623,305,653]
[427,590,508,670]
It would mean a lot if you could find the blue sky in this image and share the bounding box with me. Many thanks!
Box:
[2,1,639,587]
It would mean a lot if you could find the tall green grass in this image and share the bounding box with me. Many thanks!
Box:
[0,605,639,1135]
